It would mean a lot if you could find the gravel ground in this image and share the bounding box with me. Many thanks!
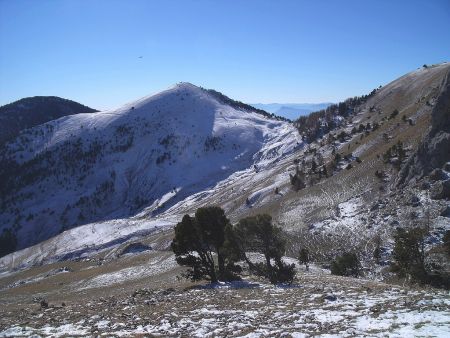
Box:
[1,273,449,337]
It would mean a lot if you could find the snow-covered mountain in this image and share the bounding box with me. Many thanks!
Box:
[0,96,97,146]
[0,82,300,256]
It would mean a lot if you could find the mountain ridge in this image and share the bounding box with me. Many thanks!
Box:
[0,96,97,146]
[0,82,300,257]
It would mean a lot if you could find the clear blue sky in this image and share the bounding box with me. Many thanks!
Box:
[1,0,449,110]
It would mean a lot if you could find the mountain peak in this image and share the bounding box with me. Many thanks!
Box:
[174,81,199,89]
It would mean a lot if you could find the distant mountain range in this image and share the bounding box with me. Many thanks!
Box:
[250,103,333,120]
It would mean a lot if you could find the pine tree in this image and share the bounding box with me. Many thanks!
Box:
[234,214,295,284]
[298,248,310,271]
[171,207,240,282]
[392,227,428,283]
[331,252,359,277]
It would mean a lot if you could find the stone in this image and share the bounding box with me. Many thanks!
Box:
[410,195,421,207]
[443,162,450,172]
[431,179,450,200]
[430,168,447,182]
[440,206,450,217]
[323,294,337,301]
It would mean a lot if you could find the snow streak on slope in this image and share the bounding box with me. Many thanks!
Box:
[0,82,301,264]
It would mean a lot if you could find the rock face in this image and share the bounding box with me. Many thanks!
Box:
[399,68,450,184]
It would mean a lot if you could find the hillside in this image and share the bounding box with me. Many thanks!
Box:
[0,64,449,337]
[0,64,448,272]
[0,96,97,146]
[0,83,300,256]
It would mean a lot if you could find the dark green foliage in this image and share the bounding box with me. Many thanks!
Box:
[443,230,450,257]
[0,228,17,258]
[383,141,407,169]
[235,214,295,284]
[298,248,310,271]
[337,131,348,143]
[294,89,377,142]
[172,210,295,284]
[0,96,97,146]
[334,153,341,164]
[322,165,328,178]
[171,207,240,283]
[289,166,306,191]
[392,227,428,283]
[311,159,317,173]
[389,109,399,120]
[271,258,296,284]
[391,227,450,289]
[331,252,359,277]
[204,136,223,151]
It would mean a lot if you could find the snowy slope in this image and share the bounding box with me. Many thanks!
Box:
[0,82,301,255]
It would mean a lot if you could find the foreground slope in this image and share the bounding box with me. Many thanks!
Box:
[0,83,300,255]
[1,268,449,337]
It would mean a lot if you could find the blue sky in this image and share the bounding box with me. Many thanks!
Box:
[1,0,449,110]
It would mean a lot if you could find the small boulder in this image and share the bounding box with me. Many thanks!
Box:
[430,168,447,181]
[440,206,450,217]
[443,162,450,172]
[323,294,337,301]
[410,195,421,207]
[421,181,431,190]
[431,179,450,200]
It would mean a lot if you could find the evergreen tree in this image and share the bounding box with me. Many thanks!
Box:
[311,159,317,173]
[235,214,295,284]
[392,227,428,283]
[171,207,240,282]
[298,248,310,271]
[443,230,450,257]
[0,228,17,258]
[331,252,359,277]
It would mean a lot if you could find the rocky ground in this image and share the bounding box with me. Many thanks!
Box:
[1,271,449,337]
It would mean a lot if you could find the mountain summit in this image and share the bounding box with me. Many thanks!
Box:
[0,83,300,255]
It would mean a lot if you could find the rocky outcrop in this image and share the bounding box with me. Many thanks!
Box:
[399,69,450,184]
